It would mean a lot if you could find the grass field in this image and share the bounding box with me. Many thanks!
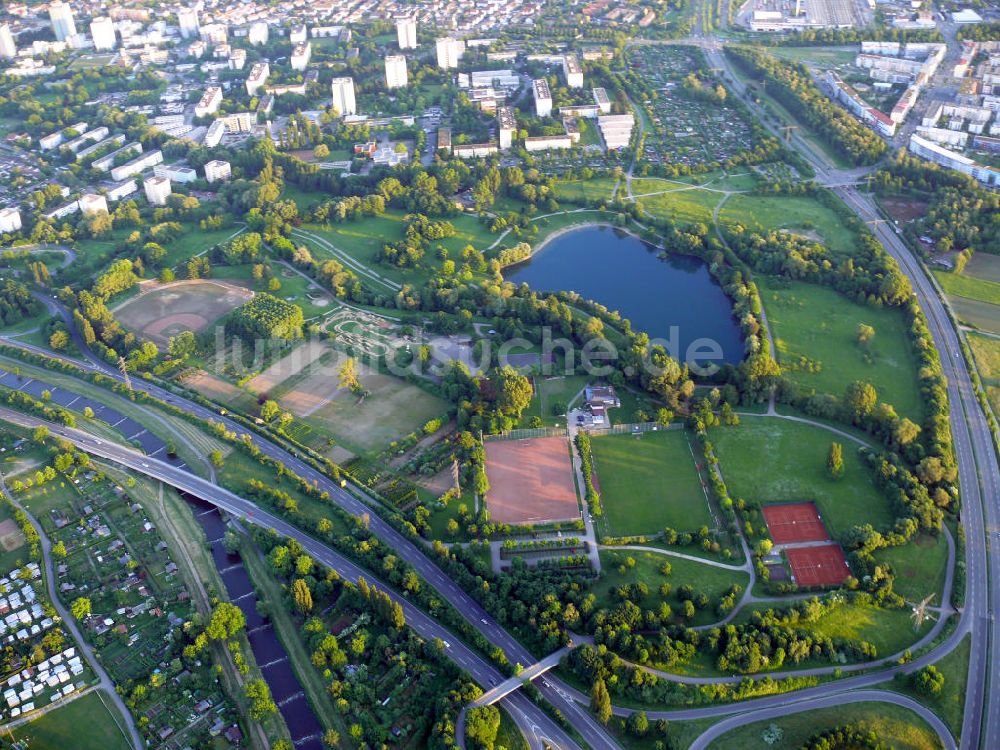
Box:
[720,194,857,256]
[769,46,859,65]
[935,270,1000,307]
[592,429,711,536]
[705,701,943,750]
[633,186,722,225]
[710,418,893,538]
[552,177,619,203]
[11,691,133,750]
[898,633,969,741]
[967,332,1000,417]
[762,278,922,419]
[874,533,950,604]
[964,252,1000,284]
[593,550,749,628]
[949,297,1000,335]
[160,225,244,267]
[517,374,589,427]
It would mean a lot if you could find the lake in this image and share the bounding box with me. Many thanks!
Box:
[505,225,744,367]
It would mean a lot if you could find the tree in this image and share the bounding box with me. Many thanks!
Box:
[338,357,361,393]
[70,597,91,620]
[206,602,245,640]
[292,578,313,614]
[32,426,49,444]
[244,678,277,720]
[590,677,612,724]
[168,330,198,359]
[322,729,340,748]
[912,665,945,695]
[856,323,875,347]
[494,365,532,418]
[843,381,877,422]
[52,541,67,558]
[827,442,844,480]
[627,711,649,737]
[49,330,69,350]
[260,400,280,422]
[209,450,225,468]
[465,705,501,749]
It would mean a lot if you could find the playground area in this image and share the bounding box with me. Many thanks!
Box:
[484,436,579,525]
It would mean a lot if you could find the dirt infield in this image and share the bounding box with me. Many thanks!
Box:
[114,280,253,346]
[762,501,829,545]
[485,437,579,525]
[786,544,851,587]
[0,519,25,552]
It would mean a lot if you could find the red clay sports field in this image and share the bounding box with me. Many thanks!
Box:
[761,501,829,544]
[784,545,852,587]
[762,501,851,587]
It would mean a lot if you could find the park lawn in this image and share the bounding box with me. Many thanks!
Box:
[897,634,969,742]
[269,264,337,319]
[591,429,711,536]
[762,278,923,420]
[593,550,749,628]
[769,46,859,65]
[873,533,950,604]
[494,209,627,254]
[0,498,28,572]
[282,183,328,212]
[160,224,244,267]
[949,296,1000,335]
[705,701,943,750]
[11,690,133,750]
[934,270,1000,307]
[634,187,722,225]
[518,374,589,427]
[964,252,1000,284]
[719,194,857,256]
[710,418,894,538]
[552,177,619,203]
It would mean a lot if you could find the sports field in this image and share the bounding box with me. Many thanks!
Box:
[761,501,828,544]
[762,278,922,419]
[11,690,133,750]
[785,544,852,587]
[113,280,253,347]
[484,437,579,525]
[591,429,711,536]
[710,419,892,538]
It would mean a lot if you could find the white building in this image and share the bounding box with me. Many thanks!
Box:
[598,114,634,149]
[144,176,172,206]
[0,208,21,234]
[178,7,199,39]
[110,149,163,182]
[154,164,197,183]
[909,133,1000,187]
[229,48,247,70]
[49,1,77,42]
[452,143,498,158]
[436,37,465,70]
[79,194,109,216]
[291,42,311,71]
[91,142,142,172]
[195,86,223,117]
[0,23,17,59]
[385,55,408,89]
[106,180,137,201]
[593,87,611,115]
[248,21,268,46]
[525,135,573,152]
[498,107,516,150]
[563,55,583,88]
[203,120,225,148]
[63,127,109,153]
[290,25,308,44]
[200,23,226,45]
[331,77,357,116]
[90,17,116,51]
[397,17,417,50]
[533,78,552,117]
[203,160,231,183]
[246,62,269,96]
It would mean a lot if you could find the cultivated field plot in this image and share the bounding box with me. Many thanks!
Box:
[485,437,579,525]
[113,280,253,347]
[761,501,829,544]
[591,429,711,536]
[785,544,851,587]
[949,296,1000,336]
[628,46,758,169]
[935,271,1000,307]
[245,339,330,398]
[965,252,1000,285]
[762,278,922,420]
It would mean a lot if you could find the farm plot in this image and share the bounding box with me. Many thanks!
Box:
[113,280,253,347]
[591,428,711,537]
[484,436,579,525]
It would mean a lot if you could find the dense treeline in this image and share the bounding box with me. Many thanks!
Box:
[0,279,40,326]
[724,47,886,165]
[228,293,305,341]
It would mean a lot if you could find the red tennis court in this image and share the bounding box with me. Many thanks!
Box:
[762,502,829,545]
[786,544,851,587]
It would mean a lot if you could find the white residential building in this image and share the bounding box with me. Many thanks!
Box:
[62,127,109,153]
[200,23,227,45]
[203,120,225,148]
[0,24,17,59]
[247,21,268,46]
[203,160,231,183]
[49,1,77,42]
[563,55,583,88]
[593,87,611,115]
[90,17,116,51]
[497,107,516,150]
[144,176,172,206]
[0,208,21,234]
[177,8,199,39]
[110,149,163,182]
[598,114,635,149]
[229,48,246,70]
[397,17,417,49]
[385,55,408,89]
[331,77,357,116]
[154,164,197,183]
[525,135,573,152]
[909,133,1000,188]
[436,37,465,69]
[533,78,552,117]
[79,194,109,216]
[291,42,311,71]
[246,62,269,96]
[290,26,308,44]
[195,86,223,117]
[106,180,137,201]
[91,142,142,172]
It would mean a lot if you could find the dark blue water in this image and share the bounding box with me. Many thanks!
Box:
[506,225,744,366]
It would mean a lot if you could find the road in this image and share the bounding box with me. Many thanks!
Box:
[0,477,144,750]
